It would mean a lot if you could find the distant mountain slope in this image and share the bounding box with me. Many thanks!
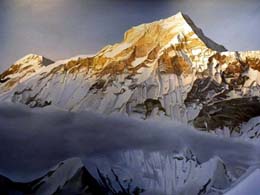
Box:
[0,158,105,195]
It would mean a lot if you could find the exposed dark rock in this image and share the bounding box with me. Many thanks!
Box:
[193,97,260,131]
[185,77,227,105]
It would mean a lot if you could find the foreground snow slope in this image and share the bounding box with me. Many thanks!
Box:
[90,150,234,195]
[0,150,235,195]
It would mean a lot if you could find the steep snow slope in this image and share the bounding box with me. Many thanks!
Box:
[29,158,95,195]
[91,150,234,195]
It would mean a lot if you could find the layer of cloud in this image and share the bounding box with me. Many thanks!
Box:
[0,102,260,182]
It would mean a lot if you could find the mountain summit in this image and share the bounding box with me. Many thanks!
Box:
[1,12,260,133]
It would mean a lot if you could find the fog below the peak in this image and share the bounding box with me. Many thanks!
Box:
[0,102,260,181]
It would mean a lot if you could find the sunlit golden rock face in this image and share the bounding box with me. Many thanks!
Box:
[1,12,260,132]
[89,12,225,76]
[38,12,225,80]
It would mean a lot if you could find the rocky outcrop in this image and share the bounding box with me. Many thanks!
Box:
[193,97,260,131]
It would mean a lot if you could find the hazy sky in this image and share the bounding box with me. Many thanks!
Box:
[1,0,260,70]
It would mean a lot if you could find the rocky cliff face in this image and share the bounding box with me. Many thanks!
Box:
[187,51,260,131]
[1,12,260,133]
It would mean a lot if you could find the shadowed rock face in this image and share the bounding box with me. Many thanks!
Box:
[185,51,260,131]
[185,77,228,105]
[193,97,260,131]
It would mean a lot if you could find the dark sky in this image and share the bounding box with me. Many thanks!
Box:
[0,0,260,70]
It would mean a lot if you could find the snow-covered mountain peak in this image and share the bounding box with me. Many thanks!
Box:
[0,54,53,93]
[47,157,84,174]
[30,157,85,195]
[102,12,226,60]
[14,54,52,66]
[1,12,260,133]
